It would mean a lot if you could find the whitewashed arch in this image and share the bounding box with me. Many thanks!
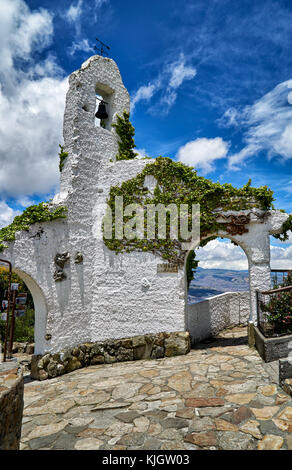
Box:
[13,269,48,355]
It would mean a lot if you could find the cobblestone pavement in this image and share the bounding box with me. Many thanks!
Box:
[20,327,292,450]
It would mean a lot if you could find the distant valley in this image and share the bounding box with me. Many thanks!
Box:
[188,267,249,304]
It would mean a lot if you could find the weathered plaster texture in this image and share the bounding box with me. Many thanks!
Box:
[187,291,250,344]
[0,55,288,357]
[0,363,24,450]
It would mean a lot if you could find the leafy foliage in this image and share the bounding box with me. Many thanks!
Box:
[0,202,67,253]
[59,144,68,172]
[112,111,138,161]
[186,250,199,287]
[260,272,292,335]
[0,268,34,343]
[104,156,275,265]
[12,308,35,343]
[273,213,292,242]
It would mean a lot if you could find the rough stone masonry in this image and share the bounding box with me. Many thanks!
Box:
[0,362,24,450]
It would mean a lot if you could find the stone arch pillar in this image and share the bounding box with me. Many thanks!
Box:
[185,209,288,332]
[13,269,48,355]
[246,242,271,325]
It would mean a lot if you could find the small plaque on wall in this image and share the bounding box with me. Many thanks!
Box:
[157,263,179,273]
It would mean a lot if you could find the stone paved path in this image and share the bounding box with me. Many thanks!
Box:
[20,327,292,450]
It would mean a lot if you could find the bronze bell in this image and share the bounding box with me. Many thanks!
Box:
[95,100,108,120]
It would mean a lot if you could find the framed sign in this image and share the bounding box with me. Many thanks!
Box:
[157,263,179,273]
[16,293,27,305]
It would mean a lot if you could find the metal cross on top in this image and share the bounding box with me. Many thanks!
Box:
[94,37,110,57]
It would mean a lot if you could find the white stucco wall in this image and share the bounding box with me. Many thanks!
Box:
[187,291,250,344]
[0,55,289,355]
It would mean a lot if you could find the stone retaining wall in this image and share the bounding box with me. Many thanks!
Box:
[31,331,190,381]
[254,326,292,362]
[0,363,24,450]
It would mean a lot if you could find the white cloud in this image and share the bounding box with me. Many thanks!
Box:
[65,0,109,47]
[68,38,95,56]
[168,58,197,88]
[0,201,20,228]
[270,243,292,269]
[280,230,292,243]
[131,83,158,110]
[228,79,292,169]
[93,0,109,20]
[15,196,37,208]
[176,137,229,173]
[196,239,248,270]
[131,53,196,113]
[0,0,53,92]
[218,107,240,127]
[65,0,83,26]
[0,0,68,199]
[135,148,152,159]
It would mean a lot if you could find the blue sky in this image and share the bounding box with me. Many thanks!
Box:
[0,0,292,267]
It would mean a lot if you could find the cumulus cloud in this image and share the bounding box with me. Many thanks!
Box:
[131,53,196,113]
[228,79,292,169]
[0,0,68,199]
[0,0,53,91]
[195,238,292,270]
[0,201,20,228]
[196,239,248,270]
[176,137,229,173]
[270,244,292,269]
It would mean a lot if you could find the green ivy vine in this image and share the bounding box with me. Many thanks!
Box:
[112,111,138,161]
[59,144,68,172]
[0,203,67,253]
[103,156,276,267]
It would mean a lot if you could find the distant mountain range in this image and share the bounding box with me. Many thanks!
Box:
[188,267,249,304]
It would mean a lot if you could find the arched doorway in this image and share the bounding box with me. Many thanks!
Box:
[13,269,47,355]
[185,237,251,344]
[0,267,47,356]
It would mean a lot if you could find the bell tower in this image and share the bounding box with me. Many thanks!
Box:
[60,55,130,196]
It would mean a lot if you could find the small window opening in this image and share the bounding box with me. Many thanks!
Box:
[95,82,114,131]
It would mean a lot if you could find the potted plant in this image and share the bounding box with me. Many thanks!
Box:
[260,272,292,336]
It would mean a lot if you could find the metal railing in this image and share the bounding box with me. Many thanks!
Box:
[257,272,292,337]
[271,269,291,285]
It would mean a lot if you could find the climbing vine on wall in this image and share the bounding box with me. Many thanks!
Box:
[186,250,199,288]
[273,213,292,242]
[0,203,67,253]
[112,111,138,161]
[103,156,276,266]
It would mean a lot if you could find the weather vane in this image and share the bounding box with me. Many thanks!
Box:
[94,37,110,57]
